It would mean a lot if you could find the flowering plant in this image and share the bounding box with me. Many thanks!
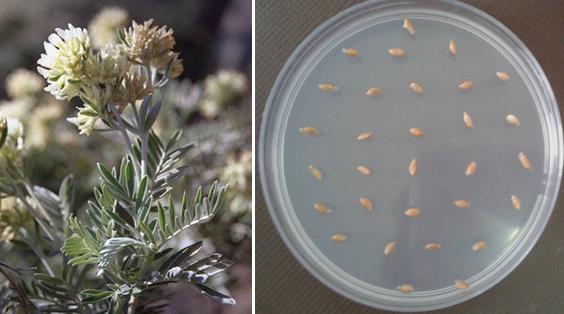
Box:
[0,17,236,314]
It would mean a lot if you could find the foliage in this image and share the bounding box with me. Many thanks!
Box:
[0,11,241,314]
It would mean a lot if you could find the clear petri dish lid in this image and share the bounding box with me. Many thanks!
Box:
[259,0,562,312]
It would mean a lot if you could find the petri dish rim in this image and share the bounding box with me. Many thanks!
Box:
[259,0,563,311]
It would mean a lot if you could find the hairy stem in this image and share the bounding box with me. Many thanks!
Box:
[126,294,138,314]
[108,105,141,180]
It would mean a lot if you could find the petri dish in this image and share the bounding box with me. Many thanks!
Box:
[259,0,562,312]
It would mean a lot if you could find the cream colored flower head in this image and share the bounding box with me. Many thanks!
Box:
[27,104,64,149]
[204,70,247,100]
[84,43,129,86]
[6,68,45,99]
[122,19,183,77]
[0,197,33,242]
[67,86,110,135]
[220,150,252,193]
[0,117,25,170]
[89,6,129,49]
[37,24,91,100]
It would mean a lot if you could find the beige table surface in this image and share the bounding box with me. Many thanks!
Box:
[256,1,564,313]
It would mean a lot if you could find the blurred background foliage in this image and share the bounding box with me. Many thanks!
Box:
[0,0,251,313]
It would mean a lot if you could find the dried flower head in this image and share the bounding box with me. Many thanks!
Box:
[113,72,153,106]
[122,19,183,77]
[6,69,45,99]
[37,24,91,100]
[89,6,129,49]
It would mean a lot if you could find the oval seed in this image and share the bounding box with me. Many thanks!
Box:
[424,243,441,250]
[300,127,319,134]
[507,114,520,126]
[342,48,359,57]
[519,152,532,170]
[472,242,487,251]
[463,112,474,129]
[449,39,457,55]
[318,84,338,91]
[405,208,421,217]
[397,284,414,293]
[403,17,415,35]
[496,71,510,81]
[410,82,423,94]
[389,48,407,57]
[409,159,417,176]
[454,200,470,208]
[357,166,370,175]
[455,280,470,290]
[459,80,473,90]
[314,203,332,214]
[511,195,521,210]
[465,161,476,176]
[331,234,348,242]
[357,132,372,140]
[359,198,372,211]
[410,127,424,137]
[309,165,322,180]
[366,87,381,96]
[384,241,396,255]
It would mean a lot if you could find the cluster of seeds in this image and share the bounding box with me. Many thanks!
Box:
[299,16,532,294]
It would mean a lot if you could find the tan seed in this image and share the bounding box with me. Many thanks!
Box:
[366,87,381,96]
[403,17,415,35]
[357,166,371,175]
[309,165,322,180]
[359,198,372,211]
[455,280,470,290]
[519,152,532,170]
[405,208,421,217]
[465,161,476,176]
[300,127,319,134]
[463,112,474,129]
[314,203,332,214]
[342,48,359,57]
[424,243,441,250]
[357,132,373,140]
[496,71,510,81]
[454,200,470,208]
[318,84,338,91]
[410,127,424,137]
[511,195,521,210]
[472,241,487,251]
[409,159,417,176]
[459,80,473,90]
[331,234,348,242]
[410,82,423,94]
[384,241,396,255]
[389,48,407,57]
[449,39,457,55]
[507,114,520,126]
[397,284,414,293]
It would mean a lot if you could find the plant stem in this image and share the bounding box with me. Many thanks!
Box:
[17,191,58,244]
[108,105,141,180]
[127,294,138,314]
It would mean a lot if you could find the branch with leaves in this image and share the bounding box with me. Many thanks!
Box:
[0,16,235,314]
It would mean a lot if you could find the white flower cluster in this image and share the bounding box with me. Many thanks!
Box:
[0,112,25,170]
[220,150,252,214]
[37,17,183,135]
[198,70,247,119]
